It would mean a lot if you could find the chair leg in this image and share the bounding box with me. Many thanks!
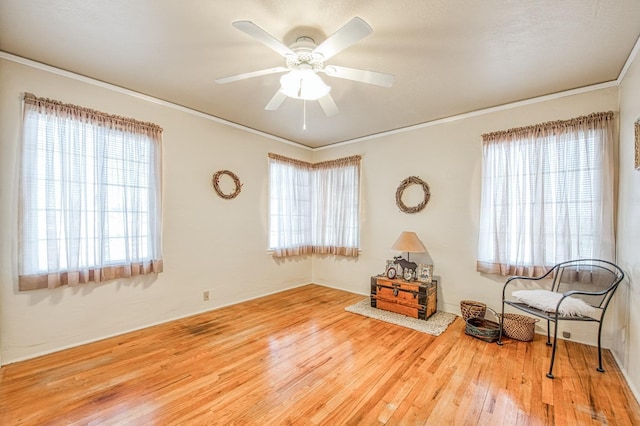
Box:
[547,321,559,379]
[497,302,505,346]
[597,320,605,373]
[546,319,552,346]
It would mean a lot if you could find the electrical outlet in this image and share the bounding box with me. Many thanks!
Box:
[203,290,210,301]
[562,331,571,339]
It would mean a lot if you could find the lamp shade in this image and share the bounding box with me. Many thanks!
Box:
[391,231,426,253]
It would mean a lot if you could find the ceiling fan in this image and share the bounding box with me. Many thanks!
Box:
[215,17,395,117]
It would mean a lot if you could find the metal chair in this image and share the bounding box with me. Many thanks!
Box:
[497,259,624,378]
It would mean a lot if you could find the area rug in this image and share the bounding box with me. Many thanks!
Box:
[345,299,458,336]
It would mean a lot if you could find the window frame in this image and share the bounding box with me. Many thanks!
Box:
[477,112,615,276]
[268,153,361,258]
[18,93,163,290]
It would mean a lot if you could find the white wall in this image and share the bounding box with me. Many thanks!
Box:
[312,86,620,347]
[616,49,640,399]
[0,58,312,364]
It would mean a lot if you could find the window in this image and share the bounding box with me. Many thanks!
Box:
[19,93,163,290]
[477,112,614,277]
[269,156,313,255]
[268,153,360,257]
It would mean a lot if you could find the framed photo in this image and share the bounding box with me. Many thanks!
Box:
[385,259,397,278]
[417,264,433,283]
[386,267,397,279]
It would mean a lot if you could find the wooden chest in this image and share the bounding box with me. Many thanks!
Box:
[370,276,437,320]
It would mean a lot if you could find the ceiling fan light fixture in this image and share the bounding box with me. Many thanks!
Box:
[279,70,330,101]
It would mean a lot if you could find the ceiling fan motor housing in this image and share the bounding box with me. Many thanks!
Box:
[286,37,324,71]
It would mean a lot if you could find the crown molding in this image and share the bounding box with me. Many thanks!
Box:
[0,51,311,151]
[2,50,626,153]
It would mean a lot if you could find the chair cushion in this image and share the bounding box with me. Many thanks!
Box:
[512,289,596,317]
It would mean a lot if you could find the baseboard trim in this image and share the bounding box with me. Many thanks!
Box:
[2,282,313,366]
[611,350,640,406]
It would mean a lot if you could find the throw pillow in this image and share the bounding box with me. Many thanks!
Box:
[512,289,596,317]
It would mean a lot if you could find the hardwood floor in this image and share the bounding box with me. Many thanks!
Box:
[1,284,639,425]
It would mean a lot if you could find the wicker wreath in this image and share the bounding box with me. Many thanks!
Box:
[212,170,242,199]
[396,176,430,213]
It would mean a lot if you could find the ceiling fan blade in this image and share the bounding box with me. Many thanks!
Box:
[215,67,288,84]
[232,21,295,57]
[323,65,395,88]
[313,17,373,61]
[318,94,339,117]
[265,90,287,111]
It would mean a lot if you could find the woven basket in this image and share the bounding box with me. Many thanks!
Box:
[465,317,501,342]
[501,313,538,342]
[460,300,487,321]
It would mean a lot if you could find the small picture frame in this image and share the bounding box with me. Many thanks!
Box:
[417,264,433,283]
[385,259,396,275]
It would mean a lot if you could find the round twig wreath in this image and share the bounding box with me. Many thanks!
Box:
[212,170,242,200]
[396,176,431,213]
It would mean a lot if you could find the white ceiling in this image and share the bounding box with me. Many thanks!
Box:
[1,1,639,148]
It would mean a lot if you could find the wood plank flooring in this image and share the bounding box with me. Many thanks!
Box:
[1,284,639,425]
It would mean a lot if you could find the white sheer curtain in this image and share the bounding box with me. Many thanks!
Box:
[312,157,360,256]
[268,155,313,257]
[477,112,614,277]
[268,153,360,258]
[19,93,163,290]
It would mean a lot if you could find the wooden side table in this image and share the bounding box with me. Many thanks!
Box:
[370,276,437,320]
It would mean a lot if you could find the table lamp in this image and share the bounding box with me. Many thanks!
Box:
[391,231,426,281]
[391,231,426,263]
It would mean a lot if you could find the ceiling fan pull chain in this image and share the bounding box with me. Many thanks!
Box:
[303,100,307,131]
